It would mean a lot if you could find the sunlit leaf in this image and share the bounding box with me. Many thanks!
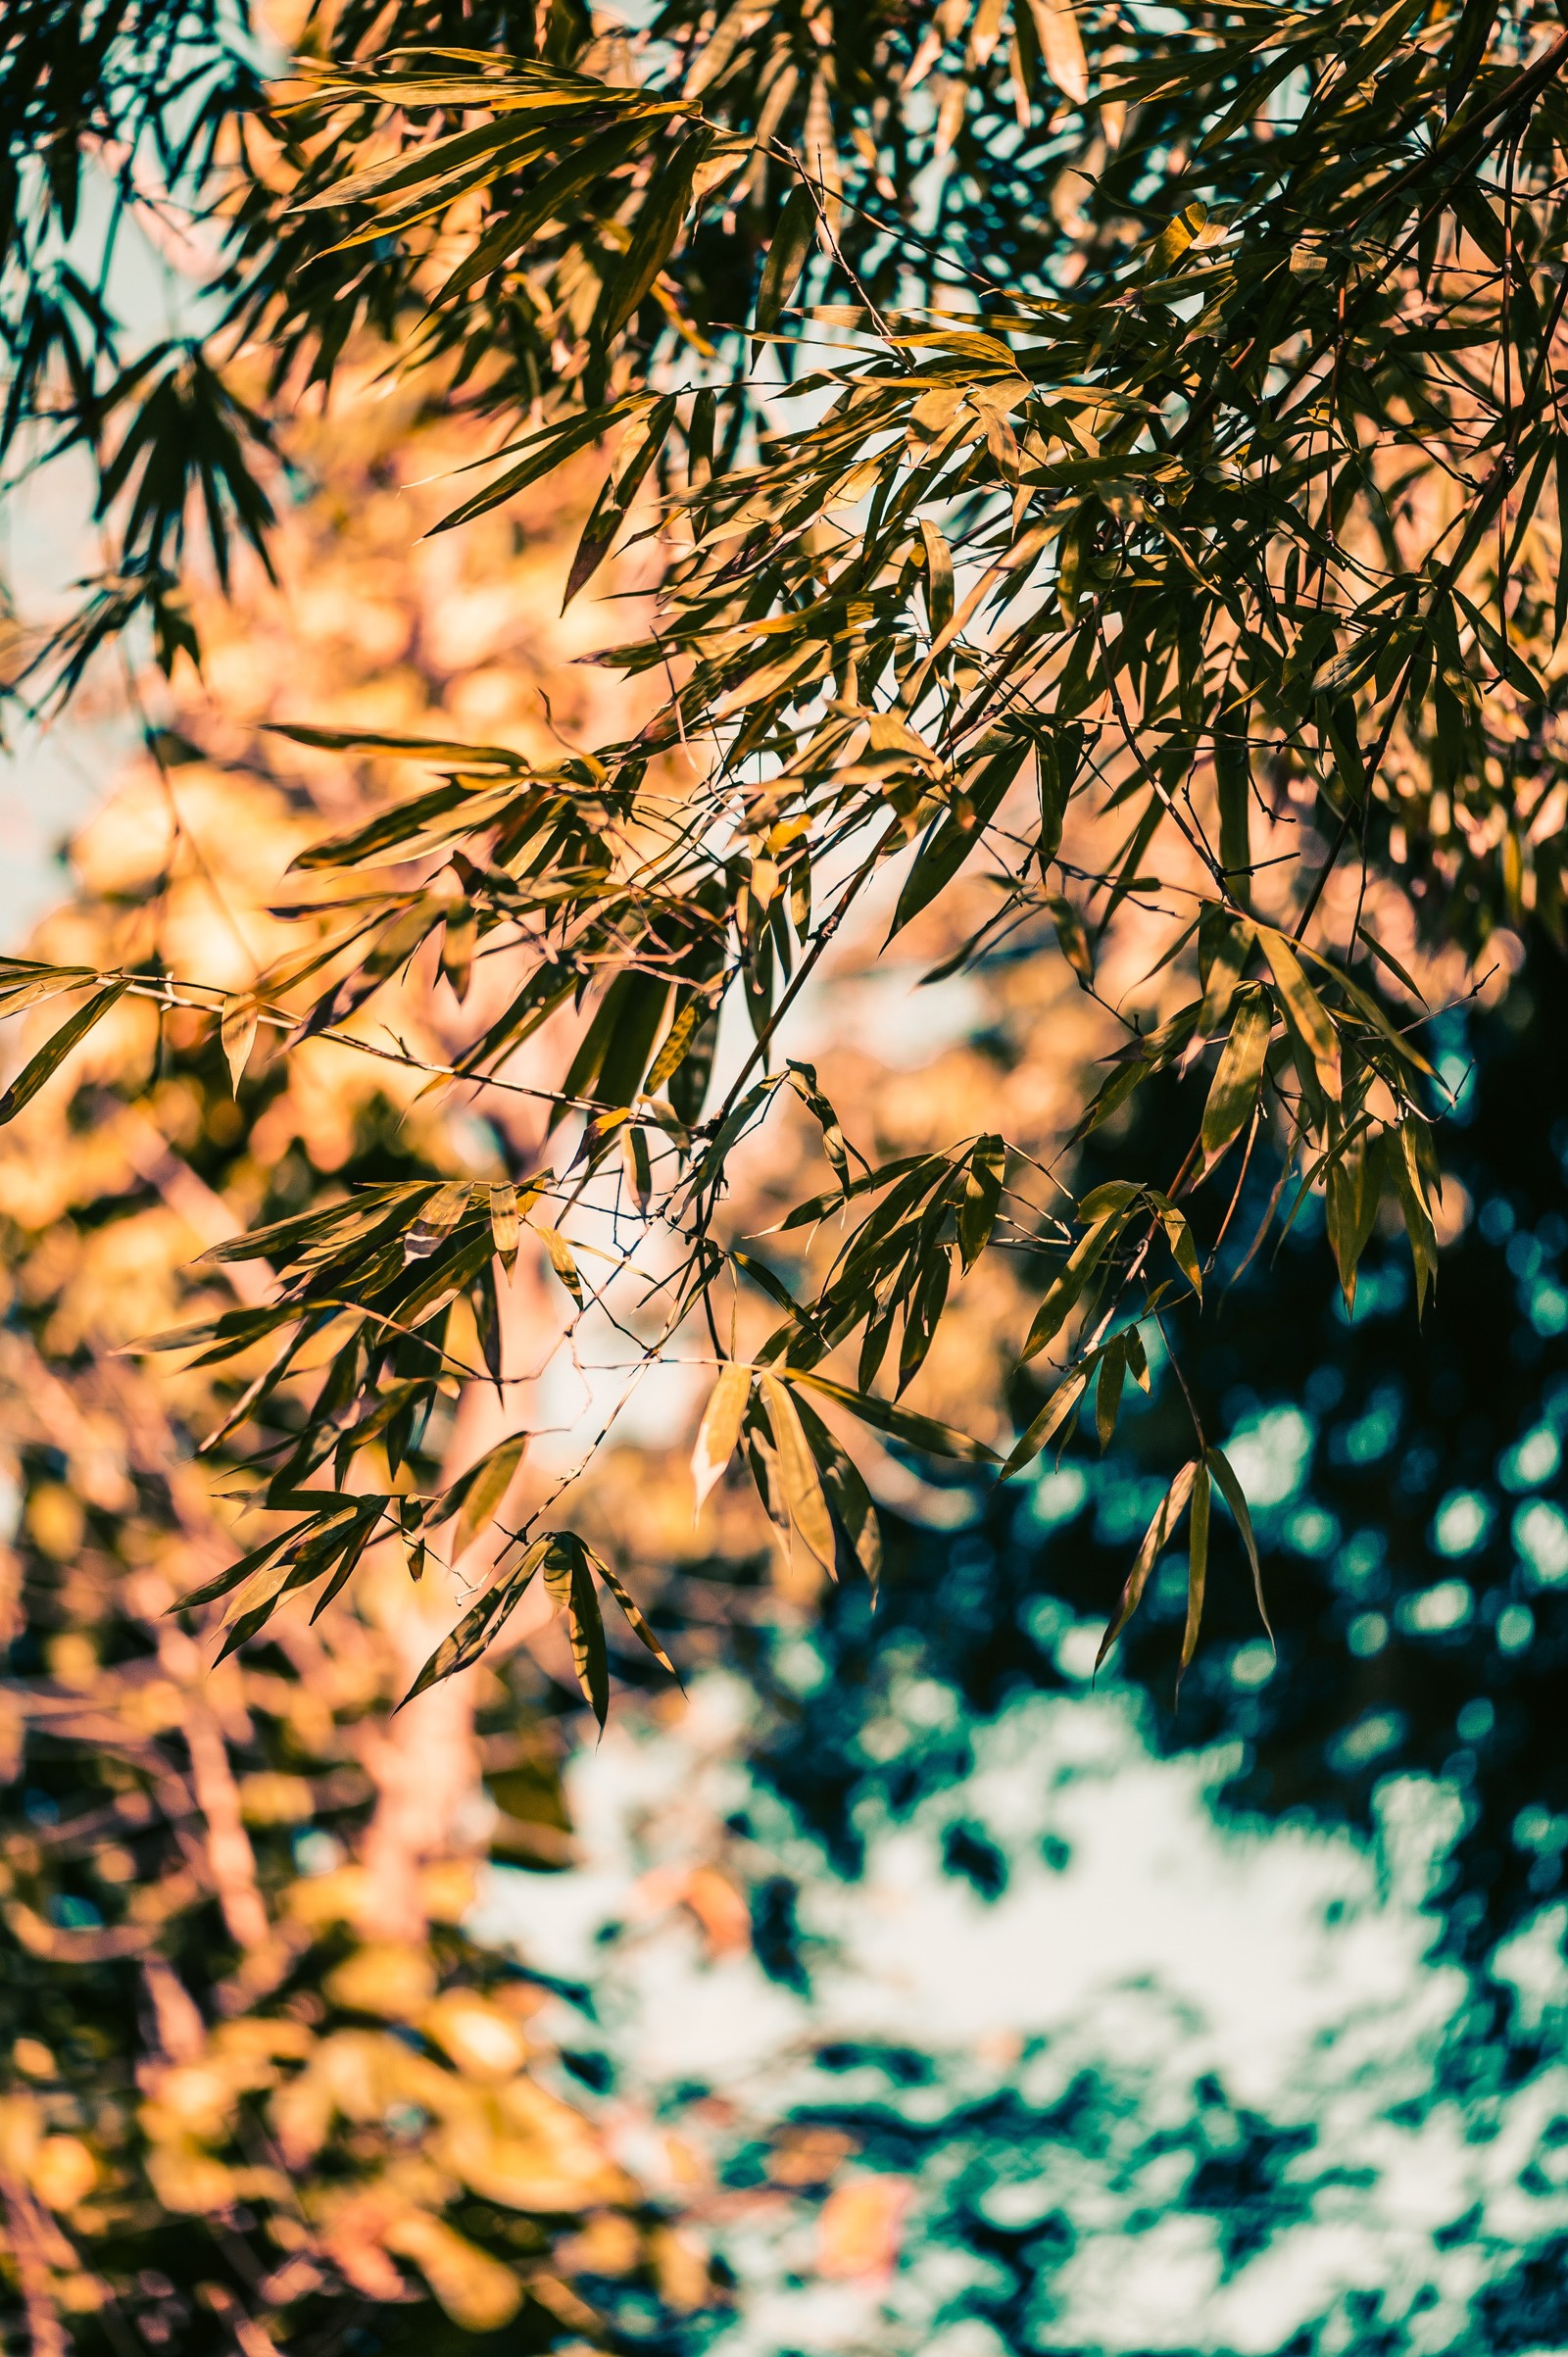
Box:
[692,1361,753,1515]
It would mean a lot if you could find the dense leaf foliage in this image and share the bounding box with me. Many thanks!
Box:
[7,0,1568,1688]
[0,416,726,2350]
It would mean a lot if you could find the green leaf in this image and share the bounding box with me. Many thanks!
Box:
[444,1431,528,1563]
[0,978,128,1124]
[563,394,677,609]
[403,1178,475,1262]
[1256,924,1341,1103]
[1152,1198,1201,1301]
[1390,1115,1439,1316]
[1000,1364,1090,1478]
[1097,1458,1199,1670]
[786,1370,997,1461]
[1213,730,1251,908]
[753,180,816,357]
[791,1391,883,1587]
[1325,1122,1376,1311]
[595,128,710,343]
[1095,1335,1127,1449]
[434,398,653,533]
[1207,1443,1273,1645]
[957,1134,1005,1269]
[1179,1457,1211,1688]
[918,516,955,639]
[489,1181,520,1270]
[1021,1206,1123,1361]
[644,993,707,1097]
[1446,0,1498,112]
[1047,893,1094,985]
[1200,988,1271,1168]
[173,1525,298,1613]
[889,734,1033,938]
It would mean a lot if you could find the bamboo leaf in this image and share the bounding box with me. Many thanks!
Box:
[220,994,260,1093]
[444,1431,528,1563]
[0,979,128,1124]
[1207,1443,1273,1645]
[760,1373,837,1572]
[1179,1456,1211,1688]
[1021,1206,1122,1360]
[489,1181,520,1270]
[692,1360,753,1514]
[1047,892,1094,985]
[1026,0,1089,102]
[406,1541,549,1700]
[1256,924,1342,1102]
[1200,988,1272,1167]
[1095,1334,1127,1449]
[1000,1362,1091,1478]
[597,1556,675,1673]
[547,1543,611,1729]
[537,1224,584,1306]
[1096,1458,1199,1670]
[957,1133,1005,1269]
[786,1369,998,1461]
[753,180,815,357]
[595,129,709,343]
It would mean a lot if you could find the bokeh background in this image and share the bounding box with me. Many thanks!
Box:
[6,296,1568,2357]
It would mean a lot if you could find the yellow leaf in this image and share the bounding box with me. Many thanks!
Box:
[760,1374,837,1572]
[692,1361,752,1516]
[1025,0,1088,103]
[220,994,259,1094]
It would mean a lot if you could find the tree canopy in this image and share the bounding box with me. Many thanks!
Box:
[5,0,1568,1697]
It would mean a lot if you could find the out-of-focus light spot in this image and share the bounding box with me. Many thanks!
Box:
[1507,1230,1544,1281]
[1437,1049,1473,1114]
[1348,1611,1389,1658]
[1335,1260,1408,1321]
[50,1894,103,1931]
[1019,1464,1087,1537]
[1479,1196,1516,1244]
[1221,1406,1313,1508]
[1456,1697,1494,1744]
[1094,1475,1168,1547]
[1022,1595,1068,1649]
[1286,1505,1339,1555]
[1396,1579,1473,1635]
[1513,1498,1568,1588]
[1330,1709,1406,1771]
[1430,1490,1492,1557]
[902,1677,958,1731]
[1054,1624,1104,1682]
[1340,1388,1400,1464]
[1230,1639,1275,1689]
[293,1829,345,1876]
[1496,1601,1536,1653]
[1499,1426,1560,1491]
[774,1640,829,1697]
[1513,1806,1568,1856]
[1529,1278,1568,1337]
[1336,1529,1387,1596]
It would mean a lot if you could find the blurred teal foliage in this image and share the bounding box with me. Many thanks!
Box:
[515,943,1568,2357]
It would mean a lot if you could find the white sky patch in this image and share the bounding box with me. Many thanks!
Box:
[472,1678,1567,2356]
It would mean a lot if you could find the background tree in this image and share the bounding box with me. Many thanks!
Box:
[0,387,718,2353]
